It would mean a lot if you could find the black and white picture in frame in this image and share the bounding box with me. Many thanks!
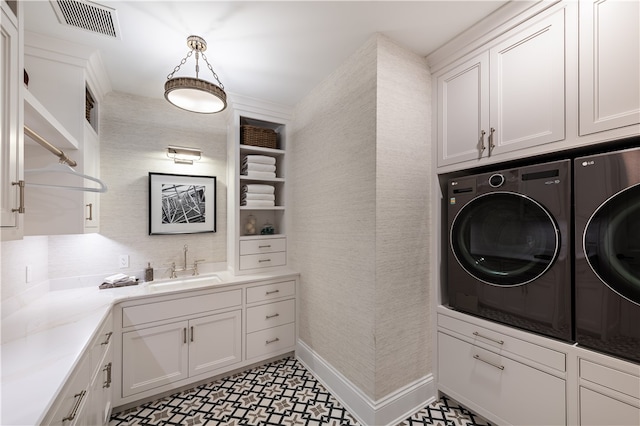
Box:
[149,172,216,235]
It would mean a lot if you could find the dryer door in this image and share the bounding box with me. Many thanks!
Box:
[451,192,560,286]
[584,183,640,306]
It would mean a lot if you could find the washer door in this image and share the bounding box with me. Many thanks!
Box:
[584,183,640,306]
[451,192,560,286]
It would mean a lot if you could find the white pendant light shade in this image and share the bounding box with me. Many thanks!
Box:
[164,77,227,113]
[164,35,227,114]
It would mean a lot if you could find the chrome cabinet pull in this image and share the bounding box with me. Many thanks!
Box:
[472,331,504,345]
[86,203,93,221]
[266,313,280,319]
[190,326,194,342]
[478,130,486,155]
[183,328,187,344]
[266,289,280,295]
[62,390,86,421]
[473,354,505,370]
[101,331,113,346]
[266,337,280,345]
[11,180,25,213]
[488,127,496,155]
[103,362,112,388]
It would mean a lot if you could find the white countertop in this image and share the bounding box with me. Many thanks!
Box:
[1,269,299,426]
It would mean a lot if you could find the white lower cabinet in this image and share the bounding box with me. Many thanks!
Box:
[438,332,566,425]
[122,310,242,398]
[43,313,113,425]
[578,357,640,425]
[114,277,298,409]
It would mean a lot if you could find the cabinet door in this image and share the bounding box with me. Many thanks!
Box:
[579,0,640,135]
[88,344,113,426]
[122,321,189,397]
[0,4,23,237]
[489,8,565,155]
[437,53,490,167]
[188,310,242,377]
[580,387,640,426]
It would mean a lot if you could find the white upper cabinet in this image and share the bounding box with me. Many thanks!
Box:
[436,6,566,168]
[579,0,640,135]
[1,1,24,241]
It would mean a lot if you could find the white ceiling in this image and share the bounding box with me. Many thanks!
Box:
[23,1,509,107]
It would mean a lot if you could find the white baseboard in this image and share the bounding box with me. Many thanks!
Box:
[296,339,436,426]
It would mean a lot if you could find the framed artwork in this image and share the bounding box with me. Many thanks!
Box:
[149,172,216,235]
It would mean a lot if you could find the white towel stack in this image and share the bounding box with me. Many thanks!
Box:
[242,155,276,179]
[241,184,275,207]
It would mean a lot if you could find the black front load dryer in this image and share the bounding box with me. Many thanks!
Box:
[575,146,640,364]
[446,159,572,342]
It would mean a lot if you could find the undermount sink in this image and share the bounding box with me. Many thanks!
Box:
[146,274,223,291]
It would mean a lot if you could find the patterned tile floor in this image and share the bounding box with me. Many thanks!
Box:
[110,357,491,426]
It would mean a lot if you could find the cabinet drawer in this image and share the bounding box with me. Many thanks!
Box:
[246,280,295,304]
[239,251,286,270]
[247,299,295,333]
[246,323,295,360]
[90,312,113,375]
[44,353,91,425]
[438,313,565,372]
[438,331,565,425]
[240,238,286,255]
[122,289,241,328]
[580,359,640,400]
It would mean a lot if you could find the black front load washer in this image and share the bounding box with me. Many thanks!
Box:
[446,159,572,342]
[575,146,640,364]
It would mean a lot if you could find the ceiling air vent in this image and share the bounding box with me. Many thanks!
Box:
[50,0,120,39]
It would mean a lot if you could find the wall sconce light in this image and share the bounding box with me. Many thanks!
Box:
[167,146,202,164]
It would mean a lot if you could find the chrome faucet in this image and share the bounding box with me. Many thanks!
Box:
[168,244,205,278]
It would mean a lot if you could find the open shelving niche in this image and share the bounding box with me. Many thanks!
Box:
[228,110,290,275]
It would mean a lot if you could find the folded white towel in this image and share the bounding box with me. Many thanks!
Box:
[241,193,275,201]
[242,200,275,207]
[242,163,276,173]
[243,155,276,165]
[243,171,276,179]
[242,184,275,194]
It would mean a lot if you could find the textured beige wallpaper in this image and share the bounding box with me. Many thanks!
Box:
[291,34,432,401]
[48,92,229,279]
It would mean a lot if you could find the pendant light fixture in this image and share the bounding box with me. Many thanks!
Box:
[164,35,227,114]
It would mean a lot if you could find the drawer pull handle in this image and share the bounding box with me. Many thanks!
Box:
[259,245,271,248]
[266,337,280,345]
[266,289,280,295]
[472,331,504,345]
[62,390,86,421]
[258,259,271,263]
[473,354,504,371]
[103,362,112,388]
[190,326,194,342]
[183,328,187,344]
[488,127,496,155]
[266,313,280,319]
[101,331,113,346]
[86,203,93,221]
[11,180,25,214]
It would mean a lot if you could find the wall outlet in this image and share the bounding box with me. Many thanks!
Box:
[118,254,130,269]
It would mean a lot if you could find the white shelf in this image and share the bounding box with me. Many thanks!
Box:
[240,144,285,156]
[23,89,79,150]
[240,234,286,240]
[240,176,285,183]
